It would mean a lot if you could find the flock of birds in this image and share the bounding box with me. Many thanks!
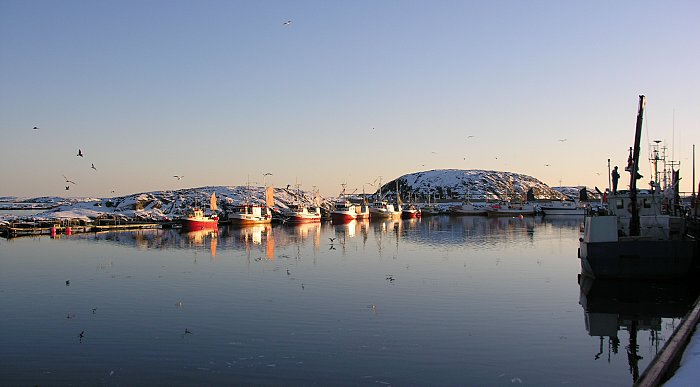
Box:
[60,148,97,191]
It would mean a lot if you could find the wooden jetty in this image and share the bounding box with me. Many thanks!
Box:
[634,294,700,386]
[0,220,171,238]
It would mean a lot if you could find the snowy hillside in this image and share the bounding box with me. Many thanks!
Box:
[379,169,571,201]
[1,169,597,223]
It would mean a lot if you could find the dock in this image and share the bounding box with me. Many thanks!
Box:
[0,221,173,238]
[634,294,700,386]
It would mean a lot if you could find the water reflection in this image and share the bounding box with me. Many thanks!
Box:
[578,275,700,383]
[75,216,573,254]
[7,213,684,386]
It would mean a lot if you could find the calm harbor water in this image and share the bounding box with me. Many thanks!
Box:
[1,215,696,386]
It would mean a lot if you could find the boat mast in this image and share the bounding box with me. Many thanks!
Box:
[629,95,646,237]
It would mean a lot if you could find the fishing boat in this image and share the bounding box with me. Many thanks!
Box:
[369,200,401,219]
[578,95,697,279]
[227,185,274,225]
[485,202,536,217]
[330,200,357,223]
[228,204,273,225]
[179,192,219,231]
[368,178,401,219]
[281,185,322,223]
[355,201,370,220]
[282,204,322,223]
[449,198,488,216]
[401,203,421,219]
[540,200,587,216]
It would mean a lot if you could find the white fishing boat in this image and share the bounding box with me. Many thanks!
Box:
[368,178,401,219]
[540,200,587,216]
[449,199,488,216]
[330,200,357,223]
[578,95,697,279]
[281,186,322,223]
[227,186,274,225]
[355,201,370,220]
[369,200,401,219]
[282,204,322,223]
[485,202,536,217]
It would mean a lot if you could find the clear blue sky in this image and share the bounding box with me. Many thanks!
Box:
[1,0,699,198]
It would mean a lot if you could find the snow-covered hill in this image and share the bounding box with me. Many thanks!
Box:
[379,169,571,201]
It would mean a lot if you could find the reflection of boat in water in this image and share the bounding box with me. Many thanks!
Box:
[179,193,219,231]
[230,224,272,245]
[180,228,219,257]
[578,96,697,279]
[578,274,700,384]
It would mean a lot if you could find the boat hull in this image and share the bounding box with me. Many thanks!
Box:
[229,217,271,225]
[401,210,420,219]
[330,212,357,223]
[179,219,218,231]
[284,214,321,223]
[541,208,586,216]
[370,210,401,219]
[579,239,697,279]
[486,209,535,217]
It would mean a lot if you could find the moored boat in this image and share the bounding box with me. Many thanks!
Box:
[578,95,697,279]
[228,184,275,225]
[179,193,219,231]
[486,202,536,217]
[540,200,587,216]
[179,207,219,231]
[227,204,273,225]
[282,204,322,223]
[449,201,488,216]
[355,202,370,220]
[369,200,401,219]
[281,185,322,223]
[401,203,421,219]
[330,200,357,223]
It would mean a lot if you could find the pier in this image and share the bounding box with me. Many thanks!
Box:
[0,220,171,238]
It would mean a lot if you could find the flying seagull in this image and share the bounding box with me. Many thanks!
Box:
[283,20,292,25]
[91,163,97,171]
[63,175,76,184]
[77,149,83,157]
[32,126,39,130]
[558,139,567,142]
[173,175,184,180]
